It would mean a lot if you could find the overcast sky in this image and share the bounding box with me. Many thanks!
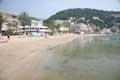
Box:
[0,0,120,19]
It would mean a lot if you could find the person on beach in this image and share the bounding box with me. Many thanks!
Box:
[7,33,10,40]
[0,33,1,39]
[23,32,27,37]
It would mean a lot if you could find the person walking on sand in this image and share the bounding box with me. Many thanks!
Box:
[7,33,10,40]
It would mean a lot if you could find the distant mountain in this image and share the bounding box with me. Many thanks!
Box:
[44,8,120,28]
[31,17,40,21]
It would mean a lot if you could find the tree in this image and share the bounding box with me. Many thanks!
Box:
[47,21,55,33]
[115,17,120,23]
[46,20,60,35]
[63,21,70,32]
[0,14,7,34]
[6,20,16,35]
[18,12,31,32]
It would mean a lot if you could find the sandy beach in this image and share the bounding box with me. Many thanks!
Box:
[0,33,78,80]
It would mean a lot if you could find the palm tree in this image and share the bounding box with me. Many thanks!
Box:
[0,14,7,34]
[18,12,31,33]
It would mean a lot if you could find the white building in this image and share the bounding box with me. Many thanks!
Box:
[92,16,104,22]
[19,20,50,36]
[59,26,69,32]
[71,23,95,34]
[19,20,50,32]
[100,28,112,34]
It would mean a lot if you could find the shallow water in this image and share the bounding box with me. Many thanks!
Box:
[40,35,120,80]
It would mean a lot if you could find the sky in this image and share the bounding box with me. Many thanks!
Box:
[0,0,120,19]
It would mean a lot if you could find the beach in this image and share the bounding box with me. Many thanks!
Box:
[0,33,78,80]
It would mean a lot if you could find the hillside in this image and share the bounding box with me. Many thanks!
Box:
[44,8,120,28]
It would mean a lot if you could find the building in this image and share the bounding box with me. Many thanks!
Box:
[111,23,120,33]
[0,13,19,34]
[59,26,69,32]
[19,20,50,32]
[100,28,113,34]
[19,19,50,36]
[72,23,90,34]
[0,12,50,36]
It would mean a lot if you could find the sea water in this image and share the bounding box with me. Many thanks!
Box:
[40,35,120,80]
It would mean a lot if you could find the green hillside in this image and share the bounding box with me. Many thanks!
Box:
[44,8,120,28]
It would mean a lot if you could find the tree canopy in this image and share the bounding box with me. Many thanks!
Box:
[0,14,7,33]
[18,12,31,31]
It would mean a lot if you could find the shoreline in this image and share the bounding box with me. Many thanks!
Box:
[0,33,78,80]
[0,33,119,80]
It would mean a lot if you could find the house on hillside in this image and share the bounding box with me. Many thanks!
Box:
[111,23,120,33]
[100,28,113,34]
[72,23,93,34]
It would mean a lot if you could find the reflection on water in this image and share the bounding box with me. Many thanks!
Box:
[40,35,120,80]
